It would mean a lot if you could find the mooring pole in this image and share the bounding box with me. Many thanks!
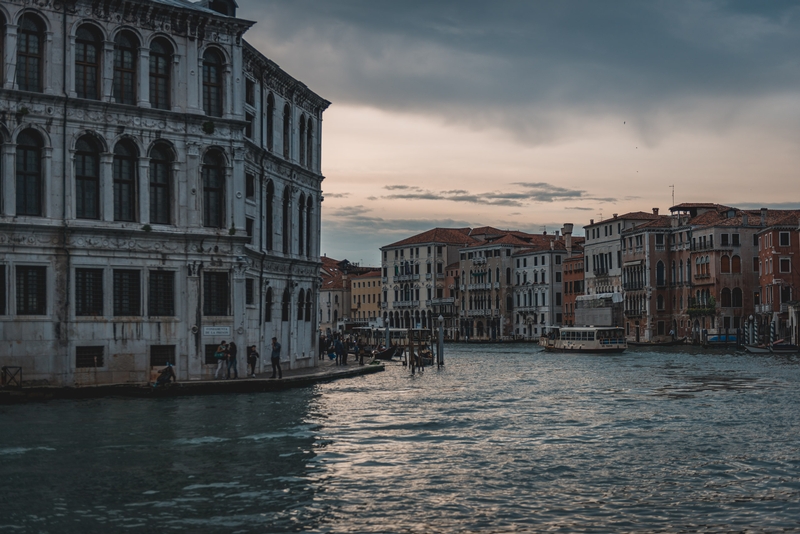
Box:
[437,315,444,368]
[409,328,415,375]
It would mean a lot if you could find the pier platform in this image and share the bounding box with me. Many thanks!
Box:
[0,358,384,404]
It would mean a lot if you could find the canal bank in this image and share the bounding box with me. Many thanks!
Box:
[0,358,384,404]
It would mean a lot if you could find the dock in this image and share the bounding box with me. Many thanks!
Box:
[0,358,384,404]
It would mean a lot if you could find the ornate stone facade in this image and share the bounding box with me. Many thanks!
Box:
[0,0,329,385]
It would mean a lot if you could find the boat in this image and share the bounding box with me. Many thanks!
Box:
[770,342,799,354]
[744,344,771,354]
[539,326,627,353]
[372,346,404,361]
[629,337,687,347]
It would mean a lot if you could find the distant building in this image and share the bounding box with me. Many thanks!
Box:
[351,270,383,327]
[562,254,585,327]
[756,211,800,341]
[318,257,374,336]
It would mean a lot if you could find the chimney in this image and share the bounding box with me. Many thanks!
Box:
[742,213,748,227]
[612,213,618,219]
[761,208,768,226]
[652,208,659,215]
[562,223,574,254]
[555,230,560,238]
[590,219,594,225]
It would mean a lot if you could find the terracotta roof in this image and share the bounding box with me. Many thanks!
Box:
[465,233,536,248]
[351,269,381,280]
[670,203,734,211]
[445,261,460,271]
[384,228,479,248]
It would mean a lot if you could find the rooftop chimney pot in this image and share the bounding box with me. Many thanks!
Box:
[652,208,659,215]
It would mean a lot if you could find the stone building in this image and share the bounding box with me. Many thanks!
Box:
[0,0,329,385]
[756,211,800,341]
[562,254,584,327]
[350,269,382,327]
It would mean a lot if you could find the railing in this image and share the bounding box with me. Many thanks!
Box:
[624,309,642,317]
[472,257,486,265]
[694,273,710,279]
[781,303,789,313]
[425,273,432,280]
[395,273,419,282]
[393,300,419,308]
[655,244,665,251]
[431,297,455,305]
[381,277,387,283]
[380,302,387,309]
[468,283,491,291]
[623,282,644,291]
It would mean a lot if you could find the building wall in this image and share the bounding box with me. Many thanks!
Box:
[0,0,328,384]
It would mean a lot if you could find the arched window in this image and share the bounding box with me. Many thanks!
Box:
[732,255,741,274]
[266,93,275,151]
[75,25,102,100]
[113,140,137,221]
[202,49,224,117]
[75,136,101,219]
[506,294,513,311]
[113,31,137,105]
[306,196,313,257]
[721,255,730,273]
[16,129,43,216]
[283,104,291,159]
[266,180,274,251]
[732,287,743,308]
[657,294,664,310]
[18,14,44,92]
[264,287,273,322]
[721,288,731,307]
[305,290,312,322]
[297,288,305,320]
[656,261,665,286]
[705,256,710,275]
[686,259,691,279]
[299,114,306,166]
[282,288,290,321]
[149,143,172,224]
[298,193,305,255]
[671,261,676,284]
[333,309,338,324]
[149,38,172,110]
[202,150,225,228]
[282,188,290,253]
[306,118,313,168]
[506,268,511,284]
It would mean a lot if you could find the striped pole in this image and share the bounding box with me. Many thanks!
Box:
[770,321,776,345]
[753,320,759,345]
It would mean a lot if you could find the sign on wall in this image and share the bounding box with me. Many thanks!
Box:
[203,326,231,337]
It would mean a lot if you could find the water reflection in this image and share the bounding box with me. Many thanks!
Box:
[2,346,800,532]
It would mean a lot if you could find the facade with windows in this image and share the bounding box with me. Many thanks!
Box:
[351,270,382,327]
[756,212,800,341]
[0,0,329,385]
[562,254,584,327]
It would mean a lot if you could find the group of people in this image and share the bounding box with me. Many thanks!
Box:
[319,334,366,366]
[213,338,283,379]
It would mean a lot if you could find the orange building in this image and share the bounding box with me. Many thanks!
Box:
[562,255,585,326]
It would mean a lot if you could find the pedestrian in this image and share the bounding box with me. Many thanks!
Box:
[334,336,344,366]
[319,335,326,360]
[270,337,282,378]
[214,340,228,379]
[226,341,238,379]
[247,345,259,378]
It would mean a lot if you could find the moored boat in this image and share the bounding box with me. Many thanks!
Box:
[539,326,627,353]
[629,337,687,347]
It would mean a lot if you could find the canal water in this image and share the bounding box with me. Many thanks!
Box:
[2,345,800,533]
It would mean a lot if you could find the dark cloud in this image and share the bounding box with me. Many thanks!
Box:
[565,206,594,211]
[241,0,800,145]
[733,202,800,210]
[384,184,421,191]
[324,192,350,198]
[378,182,616,206]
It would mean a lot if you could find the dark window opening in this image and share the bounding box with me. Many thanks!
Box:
[150,345,175,367]
[203,271,229,316]
[17,266,47,315]
[76,346,104,368]
[75,268,103,316]
[113,269,141,316]
[149,271,175,316]
[113,32,137,105]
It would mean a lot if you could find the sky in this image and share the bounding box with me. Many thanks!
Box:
[239,0,800,266]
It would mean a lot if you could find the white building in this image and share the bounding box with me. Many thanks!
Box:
[0,0,329,385]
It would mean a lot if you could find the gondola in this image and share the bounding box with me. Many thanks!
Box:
[372,346,403,361]
[628,337,687,347]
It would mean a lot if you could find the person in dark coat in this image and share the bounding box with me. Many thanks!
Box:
[247,345,259,378]
[226,341,238,379]
[270,337,282,378]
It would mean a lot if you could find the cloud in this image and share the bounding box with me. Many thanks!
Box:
[324,192,351,198]
[241,0,800,146]
[376,182,616,206]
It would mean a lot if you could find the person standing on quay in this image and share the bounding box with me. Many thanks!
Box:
[214,340,228,379]
[226,341,238,379]
[247,345,259,378]
[270,337,282,379]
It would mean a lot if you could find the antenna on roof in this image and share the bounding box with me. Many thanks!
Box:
[669,184,675,207]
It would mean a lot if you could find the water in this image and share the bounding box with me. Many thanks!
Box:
[2,345,800,532]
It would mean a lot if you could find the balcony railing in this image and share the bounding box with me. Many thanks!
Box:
[623,282,644,291]
[624,309,642,317]
[394,273,420,282]
[393,300,420,309]
[431,297,455,305]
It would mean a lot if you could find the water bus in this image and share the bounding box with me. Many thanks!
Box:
[539,326,627,353]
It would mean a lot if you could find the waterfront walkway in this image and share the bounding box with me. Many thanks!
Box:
[0,357,384,404]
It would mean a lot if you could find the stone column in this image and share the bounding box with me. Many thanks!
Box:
[185,142,200,227]
[43,31,54,95]
[186,41,201,114]
[186,262,202,379]
[101,152,114,222]
[137,46,150,108]
[2,143,15,216]
[171,54,182,113]
[41,146,53,218]
[3,24,17,90]
[138,156,150,224]
[231,147,245,232]
[232,261,247,378]
[102,40,115,102]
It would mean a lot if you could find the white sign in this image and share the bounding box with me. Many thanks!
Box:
[203,326,231,337]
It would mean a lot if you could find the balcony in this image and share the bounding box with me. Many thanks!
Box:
[655,244,665,251]
[395,273,420,282]
[431,297,455,305]
[472,257,487,265]
[381,277,387,283]
[393,300,420,309]
[623,282,644,291]
[426,273,432,280]
[624,309,642,317]
[467,283,491,291]
[436,273,445,279]
[380,302,387,309]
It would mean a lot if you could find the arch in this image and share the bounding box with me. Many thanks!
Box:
[264,287,273,322]
[149,37,173,110]
[506,293,513,311]
[266,93,275,151]
[281,287,291,321]
[298,192,305,255]
[656,260,665,286]
[306,117,313,168]
[721,288,731,307]
[113,30,139,105]
[283,103,291,159]
[403,311,410,329]
[332,308,338,325]
[17,13,46,92]
[720,255,730,274]
[202,149,225,228]
[266,180,274,251]
[75,24,103,100]
[657,294,664,310]
[113,139,138,222]
[306,195,313,257]
[148,142,173,225]
[297,288,305,320]
[75,134,101,219]
[16,128,44,216]
[202,48,225,117]
[731,255,741,274]
[732,287,743,308]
